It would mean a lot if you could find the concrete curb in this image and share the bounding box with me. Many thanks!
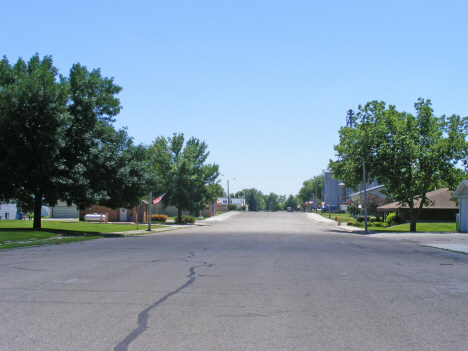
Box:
[204,211,242,222]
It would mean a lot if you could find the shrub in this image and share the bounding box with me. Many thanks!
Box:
[369,217,377,223]
[151,214,168,222]
[347,221,354,226]
[356,216,365,223]
[184,216,196,224]
[228,204,238,211]
[176,215,195,224]
[241,205,246,211]
[385,212,402,225]
[373,222,382,227]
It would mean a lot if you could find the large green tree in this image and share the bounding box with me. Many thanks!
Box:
[150,133,219,222]
[243,188,264,211]
[0,54,149,228]
[330,99,467,232]
[284,195,298,211]
[297,175,323,204]
[264,192,280,211]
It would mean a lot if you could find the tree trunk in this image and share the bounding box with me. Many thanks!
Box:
[33,191,42,229]
[177,207,182,223]
[409,214,417,232]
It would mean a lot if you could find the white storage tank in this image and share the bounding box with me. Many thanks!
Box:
[84,213,107,222]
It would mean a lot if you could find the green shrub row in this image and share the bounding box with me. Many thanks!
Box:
[371,222,389,227]
[346,220,389,228]
[175,215,196,224]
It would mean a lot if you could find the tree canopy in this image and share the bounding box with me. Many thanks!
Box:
[149,133,220,222]
[264,192,280,211]
[297,175,323,204]
[0,54,149,228]
[243,188,264,211]
[284,195,298,210]
[330,99,468,231]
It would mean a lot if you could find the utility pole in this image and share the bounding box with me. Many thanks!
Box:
[315,181,318,213]
[362,157,368,234]
[329,171,331,219]
[147,154,153,231]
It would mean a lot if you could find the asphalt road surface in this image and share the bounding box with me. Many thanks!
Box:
[1,212,468,350]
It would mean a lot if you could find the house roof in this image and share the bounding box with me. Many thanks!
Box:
[453,179,468,197]
[377,188,457,211]
[349,185,385,197]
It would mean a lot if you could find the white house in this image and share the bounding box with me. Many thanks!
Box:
[217,197,247,209]
[349,185,386,203]
[0,203,17,220]
[453,180,468,232]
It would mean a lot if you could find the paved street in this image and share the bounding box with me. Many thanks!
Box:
[1,212,468,350]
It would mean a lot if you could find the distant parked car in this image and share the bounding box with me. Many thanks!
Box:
[321,205,329,212]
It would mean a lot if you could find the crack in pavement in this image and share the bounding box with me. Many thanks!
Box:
[114,252,210,351]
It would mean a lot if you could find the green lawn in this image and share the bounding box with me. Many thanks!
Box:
[316,212,457,232]
[0,220,163,250]
[318,212,355,222]
[369,222,456,232]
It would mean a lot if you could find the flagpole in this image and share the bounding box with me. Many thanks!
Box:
[148,190,152,231]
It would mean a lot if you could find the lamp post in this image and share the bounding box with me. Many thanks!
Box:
[329,170,332,219]
[227,178,236,211]
[362,157,368,234]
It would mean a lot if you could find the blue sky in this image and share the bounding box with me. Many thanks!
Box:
[2,0,468,196]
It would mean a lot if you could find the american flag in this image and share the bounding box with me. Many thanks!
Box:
[153,193,166,204]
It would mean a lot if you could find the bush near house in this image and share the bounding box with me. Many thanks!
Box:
[228,204,238,211]
[385,212,402,225]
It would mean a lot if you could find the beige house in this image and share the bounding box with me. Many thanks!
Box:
[80,199,217,222]
[377,188,458,222]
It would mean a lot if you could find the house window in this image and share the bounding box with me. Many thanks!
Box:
[4,213,9,220]
[223,200,227,204]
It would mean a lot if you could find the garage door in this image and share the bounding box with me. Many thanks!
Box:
[52,206,78,218]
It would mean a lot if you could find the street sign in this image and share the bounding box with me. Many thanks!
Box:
[237,191,245,198]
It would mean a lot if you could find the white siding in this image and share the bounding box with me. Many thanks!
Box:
[0,203,17,220]
[460,197,468,233]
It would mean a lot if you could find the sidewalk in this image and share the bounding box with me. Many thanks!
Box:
[304,212,468,254]
[203,211,241,222]
[368,232,468,254]
[305,212,357,231]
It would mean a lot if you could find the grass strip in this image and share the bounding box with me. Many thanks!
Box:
[0,220,165,250]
